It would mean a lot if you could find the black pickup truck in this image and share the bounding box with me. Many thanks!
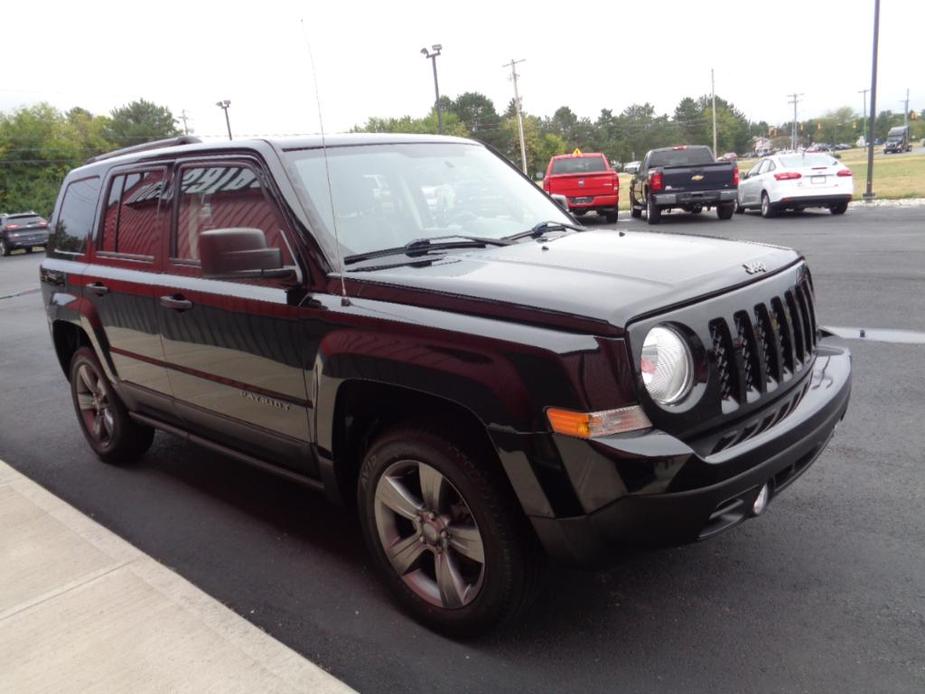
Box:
[629,145,738,224]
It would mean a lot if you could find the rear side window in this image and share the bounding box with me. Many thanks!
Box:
[551,156,607,174]
[49,176,101,254]
[99,169,167,258]
[173,164,292,264]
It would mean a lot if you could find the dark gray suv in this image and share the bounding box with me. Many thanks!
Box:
[0,212,50,255]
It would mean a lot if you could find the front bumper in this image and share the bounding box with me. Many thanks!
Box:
[527,339,852,566]
[653,189,736,206]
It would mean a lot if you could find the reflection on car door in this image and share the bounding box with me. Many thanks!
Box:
[153,160,317,474]
[84,166,177,421]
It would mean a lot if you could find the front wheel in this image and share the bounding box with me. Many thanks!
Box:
[0,240,9,256]
[69,347,154,463]
[717,202,735,220]
[646,197,662,225]
[830,201,849,215]
[358,425,542,636]
[734,198,745,214]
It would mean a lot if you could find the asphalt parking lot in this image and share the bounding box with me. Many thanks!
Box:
[1,206,923,693]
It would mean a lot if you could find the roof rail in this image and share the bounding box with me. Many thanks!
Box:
[84,135,202,165]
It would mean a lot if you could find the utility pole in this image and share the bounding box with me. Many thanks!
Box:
[711,68,718,155]
[858,88,869,144]
[901,88,910,131]
[787,93,803,150]
[503,58,528,175]
[864,0,880,201]
[420,45,443,133]
[180,110,190,135]
[216,100,232,140]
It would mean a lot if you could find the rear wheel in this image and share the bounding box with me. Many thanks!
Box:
[830,201,848,215]
[717,202,735,220]
[760,192,777,218]
[358,425,542,636]
[603,209,618,223]
[69,347,154,463]
[646,196,661,225]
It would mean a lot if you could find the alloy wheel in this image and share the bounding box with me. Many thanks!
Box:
[74,363,115,445]
[373,460,485,609]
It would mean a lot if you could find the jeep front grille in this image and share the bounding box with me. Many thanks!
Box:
[710,276,817,406]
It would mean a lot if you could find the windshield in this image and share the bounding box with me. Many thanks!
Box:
[283,142,571,257]
[550,156,607,174]
[779,154,839,168]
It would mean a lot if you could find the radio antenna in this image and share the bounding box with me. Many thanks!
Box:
[301,19,350,306]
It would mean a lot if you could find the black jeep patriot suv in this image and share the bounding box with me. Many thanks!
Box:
[40,134,851,635]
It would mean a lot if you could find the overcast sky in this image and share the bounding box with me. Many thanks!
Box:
[1,0,920,141]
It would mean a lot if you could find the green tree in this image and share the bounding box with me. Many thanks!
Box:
[0,103,88,214]
[447,92,504,149]
[106,99,180,147]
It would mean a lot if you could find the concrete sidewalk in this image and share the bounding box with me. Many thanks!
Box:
[0,459,353,693]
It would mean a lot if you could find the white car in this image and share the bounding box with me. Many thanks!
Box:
[736,153,853,217]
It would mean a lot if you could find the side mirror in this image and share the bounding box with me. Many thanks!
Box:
[741,171,749,180]
[199,228,292,279]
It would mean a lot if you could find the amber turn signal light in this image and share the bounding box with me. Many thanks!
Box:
[546,405,652,439]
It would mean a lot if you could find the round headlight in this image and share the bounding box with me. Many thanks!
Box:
[640,326,693,405]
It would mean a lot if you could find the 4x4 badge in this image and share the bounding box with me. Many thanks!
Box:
[743,261,767,275]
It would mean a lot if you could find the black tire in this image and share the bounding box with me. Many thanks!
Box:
[830,202,849,215]
[646,196,662,225]
[760,192,777,218]
[734,198,745,214]
[357,424,543,636]
[69,347,154,464]
[0,239,9,257]
[603,209,619,223]
[630,205,642,218]
[717,202,735,220]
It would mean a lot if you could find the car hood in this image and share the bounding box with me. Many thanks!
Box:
[346,229,800,331]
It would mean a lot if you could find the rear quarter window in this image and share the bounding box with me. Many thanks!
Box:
[49,176,101,255]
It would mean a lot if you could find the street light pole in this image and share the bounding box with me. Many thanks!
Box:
[502,59,528,175]
[864,0,880,201]
[711,68,717,155]
[420,45,443,134]
[216,100,232,140]
[858,89,869,144]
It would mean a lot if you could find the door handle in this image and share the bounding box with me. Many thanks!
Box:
[86,282,109,296]
[159,294,193,312]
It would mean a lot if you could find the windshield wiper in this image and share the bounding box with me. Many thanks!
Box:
[343,235,514,266]
[503,220,585,242]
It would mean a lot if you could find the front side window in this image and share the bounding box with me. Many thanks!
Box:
[50,176,101,254]
[283,143,570,257]
[173,164,292,265]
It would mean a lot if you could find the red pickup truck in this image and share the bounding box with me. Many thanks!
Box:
[542,151,619,222]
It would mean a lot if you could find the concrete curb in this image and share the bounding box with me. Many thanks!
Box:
[0,459,354,694]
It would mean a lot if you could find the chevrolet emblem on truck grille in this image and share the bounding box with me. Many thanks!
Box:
[691,174,704,181]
